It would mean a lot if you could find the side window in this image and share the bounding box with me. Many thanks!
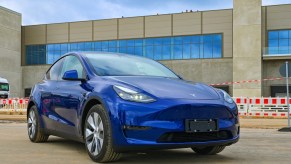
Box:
[60,55,84,79]
[46,58,64,80]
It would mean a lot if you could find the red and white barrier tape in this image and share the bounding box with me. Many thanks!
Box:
[210,77,284,86]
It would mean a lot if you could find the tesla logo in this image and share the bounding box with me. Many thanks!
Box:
[190,93,196,97]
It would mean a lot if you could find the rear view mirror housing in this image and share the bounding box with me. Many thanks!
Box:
[62,70,86,82]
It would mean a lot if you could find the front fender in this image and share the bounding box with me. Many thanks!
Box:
[79,92,126,150]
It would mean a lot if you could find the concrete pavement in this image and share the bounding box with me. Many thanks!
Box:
[1,123,291,163]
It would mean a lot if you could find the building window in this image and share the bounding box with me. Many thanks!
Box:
[47,43,69,64]
[25,33,223,65]
[24,88,31,97]
[214,86,230,95]
[268,30,291,54]
[26,45,46,65]
[270,85,291,97]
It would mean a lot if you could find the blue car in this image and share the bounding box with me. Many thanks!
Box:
[27,52,239,162]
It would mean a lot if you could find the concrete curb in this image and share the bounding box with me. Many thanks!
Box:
[0,114,26,122]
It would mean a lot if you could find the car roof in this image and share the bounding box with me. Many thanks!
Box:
[53,51,143,66]
[70,51,148,60]
[0,77,8,83]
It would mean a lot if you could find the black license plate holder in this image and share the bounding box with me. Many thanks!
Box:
[185,119,219,133]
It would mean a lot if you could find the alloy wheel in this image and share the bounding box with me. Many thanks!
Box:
[28,110,36,139]
[85,112,104,156]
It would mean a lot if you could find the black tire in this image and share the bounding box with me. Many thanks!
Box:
[191,146,226,155]
[27,105,49,142]
[84,104,121,163]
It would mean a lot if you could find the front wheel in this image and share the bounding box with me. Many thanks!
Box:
[191,146,226,155]
[84,105,121,163]
[27,105,49,142]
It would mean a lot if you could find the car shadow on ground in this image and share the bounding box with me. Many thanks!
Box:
[45,137,237,163]
[45,137,86,153]
[120,150,236,163]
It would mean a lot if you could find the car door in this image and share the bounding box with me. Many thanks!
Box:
[53,55,88,136]
[40,58,64,131]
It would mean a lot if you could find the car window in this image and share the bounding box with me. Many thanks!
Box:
[46,58,64,80]
[84,53,179,78]
[60,55,84,79]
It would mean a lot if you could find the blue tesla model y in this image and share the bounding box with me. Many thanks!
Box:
[27,52,239,162]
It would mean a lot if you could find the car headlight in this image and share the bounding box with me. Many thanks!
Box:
[220,89,234,104]
[113,85,155,103]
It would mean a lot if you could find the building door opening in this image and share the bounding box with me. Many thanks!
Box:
[271,85,291,97]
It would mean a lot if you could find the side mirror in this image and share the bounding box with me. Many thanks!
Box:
[62,70,86,81]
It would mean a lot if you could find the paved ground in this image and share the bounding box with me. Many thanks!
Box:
[239,118,289,129]
[1,123,291,163]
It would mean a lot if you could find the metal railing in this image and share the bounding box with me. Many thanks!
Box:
[263,47,291,57]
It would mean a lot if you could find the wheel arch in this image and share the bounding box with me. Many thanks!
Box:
[27,100,37,117]
[81,96,104,137]
[26,99,47,130]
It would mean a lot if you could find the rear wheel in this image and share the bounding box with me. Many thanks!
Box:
[27,105,49,142]
[191,146,226,155]
[84,105,121,162]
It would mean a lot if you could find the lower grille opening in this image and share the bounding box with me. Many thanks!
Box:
[157,130,232,143]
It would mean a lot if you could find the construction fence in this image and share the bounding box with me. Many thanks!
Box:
[235,97,291,118]
[0,97,291,118]
[0,98,28,114]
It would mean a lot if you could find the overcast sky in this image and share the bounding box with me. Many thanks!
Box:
[1,0,291,25]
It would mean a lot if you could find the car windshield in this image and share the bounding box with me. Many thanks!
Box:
[84,53,179,78]
[0,83,9,91]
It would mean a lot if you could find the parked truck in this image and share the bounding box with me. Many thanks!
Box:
[0,77,9,99]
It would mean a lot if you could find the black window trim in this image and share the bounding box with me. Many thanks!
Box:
[45,53,89,81]
[45,56,65,81]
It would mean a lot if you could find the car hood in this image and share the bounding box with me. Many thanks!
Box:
[105,76,220,100]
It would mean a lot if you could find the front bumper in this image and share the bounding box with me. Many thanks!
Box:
[106,98,239,152]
